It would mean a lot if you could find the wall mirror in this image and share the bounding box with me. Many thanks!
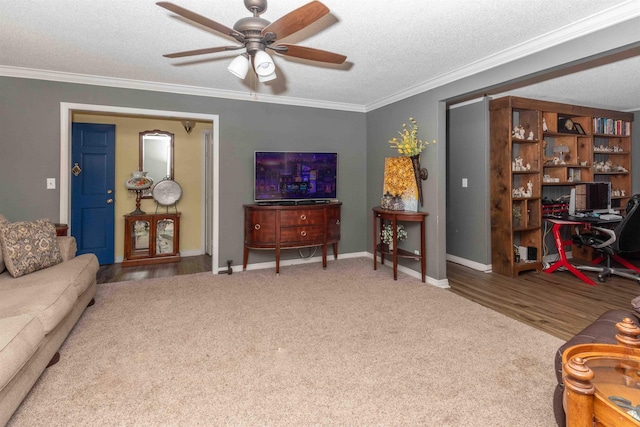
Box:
[139,129,174,198]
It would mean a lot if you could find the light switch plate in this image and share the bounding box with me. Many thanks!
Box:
[462,178,468,188]
[47,178,56,189]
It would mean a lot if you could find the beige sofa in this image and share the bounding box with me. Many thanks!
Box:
[0,214,99,425]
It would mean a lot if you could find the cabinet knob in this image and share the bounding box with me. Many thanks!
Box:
[301,230,307,237]
[300,214,307,221]
[254,224,261,230]
[106,198,113,204]
[336,219,341,225]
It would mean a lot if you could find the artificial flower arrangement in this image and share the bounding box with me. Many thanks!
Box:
[381,223,408,245]
[388,117,436,157]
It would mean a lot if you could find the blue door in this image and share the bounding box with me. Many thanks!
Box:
[71,123,116,265]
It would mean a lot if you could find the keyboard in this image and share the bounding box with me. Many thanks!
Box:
[599,214,623,221]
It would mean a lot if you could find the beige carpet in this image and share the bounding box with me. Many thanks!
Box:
[9,258,563,426]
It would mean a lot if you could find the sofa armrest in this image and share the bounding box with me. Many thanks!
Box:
[56,236,77,262]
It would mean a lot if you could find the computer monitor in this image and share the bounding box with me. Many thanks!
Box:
[572,182,611,214]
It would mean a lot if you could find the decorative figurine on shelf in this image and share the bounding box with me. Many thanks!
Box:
[513,181,533,198]
[527,131,534,140]
[512,125,525,139]
[542,117,548,132]
[513,156,523,171]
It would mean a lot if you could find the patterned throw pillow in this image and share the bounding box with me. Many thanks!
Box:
[0,219,63,278]
[0,214,8,274]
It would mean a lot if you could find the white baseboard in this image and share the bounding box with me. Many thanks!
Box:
[241,251,447,287]
[446,254,492,272]
[362,252,449,289]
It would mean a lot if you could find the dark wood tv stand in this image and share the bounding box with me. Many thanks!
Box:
[243,202,342,274]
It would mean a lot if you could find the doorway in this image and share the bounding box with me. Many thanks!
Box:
[60,103,220,273]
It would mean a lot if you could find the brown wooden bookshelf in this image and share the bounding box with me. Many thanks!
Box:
[490,96,633,277]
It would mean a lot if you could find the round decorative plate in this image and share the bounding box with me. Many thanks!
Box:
[152,179,182,205]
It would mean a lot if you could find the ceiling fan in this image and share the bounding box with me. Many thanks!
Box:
[156,0,347,82]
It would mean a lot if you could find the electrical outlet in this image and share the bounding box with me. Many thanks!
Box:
[462,178,468,188]
[46,178,56,189]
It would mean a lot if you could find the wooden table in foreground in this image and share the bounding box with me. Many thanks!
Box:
[372,207,428,282]
[562,318,640,427]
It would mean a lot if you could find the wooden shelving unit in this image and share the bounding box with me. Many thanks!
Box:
[489,96,633,277]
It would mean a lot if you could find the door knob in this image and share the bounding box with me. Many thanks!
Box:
[106,199,113,204]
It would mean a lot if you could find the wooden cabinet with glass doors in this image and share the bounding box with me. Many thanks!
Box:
[123,213,181,266]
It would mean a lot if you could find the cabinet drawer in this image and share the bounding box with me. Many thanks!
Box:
[280,209,323,226]
[245,210,276,244]
[280,225,324,244]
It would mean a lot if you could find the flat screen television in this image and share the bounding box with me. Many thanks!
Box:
[254,151,338,203]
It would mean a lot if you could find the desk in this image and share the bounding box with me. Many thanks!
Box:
[372,207,428,282]
[543,216,621,286]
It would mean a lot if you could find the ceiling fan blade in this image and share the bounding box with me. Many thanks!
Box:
[262,1,330,41]
[157,2,245,42]
[163,46,243,58]
[274,44,346,64]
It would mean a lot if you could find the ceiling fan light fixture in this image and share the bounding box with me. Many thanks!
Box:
[227,54,250,79]
[253,50,275,76]
[258,70,277,83]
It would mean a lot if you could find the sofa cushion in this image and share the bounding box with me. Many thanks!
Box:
[0,280,77,334]
[11,253,98,297]
[0,214,8,274]
[57,236,78,262]
[0,219,63,278]
[0,314,45,390]
[632,295,640,314]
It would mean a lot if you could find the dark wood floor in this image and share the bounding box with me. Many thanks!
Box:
[97,255,640,341]
[97,255,213,284]
[447,258,640,341]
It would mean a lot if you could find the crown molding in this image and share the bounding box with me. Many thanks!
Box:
[365,0,640,112]
[0,65,366,113]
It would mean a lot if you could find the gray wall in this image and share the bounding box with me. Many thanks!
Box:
[366,96,444,280]
[0,78,367,269]
[446,98,491,266]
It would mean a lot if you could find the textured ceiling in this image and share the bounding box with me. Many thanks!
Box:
[1,0,638,111]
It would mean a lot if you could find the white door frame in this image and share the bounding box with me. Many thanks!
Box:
[60,102,221,274]
[202,129,213,256]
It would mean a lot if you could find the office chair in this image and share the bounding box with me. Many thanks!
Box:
[572,194,640,285]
